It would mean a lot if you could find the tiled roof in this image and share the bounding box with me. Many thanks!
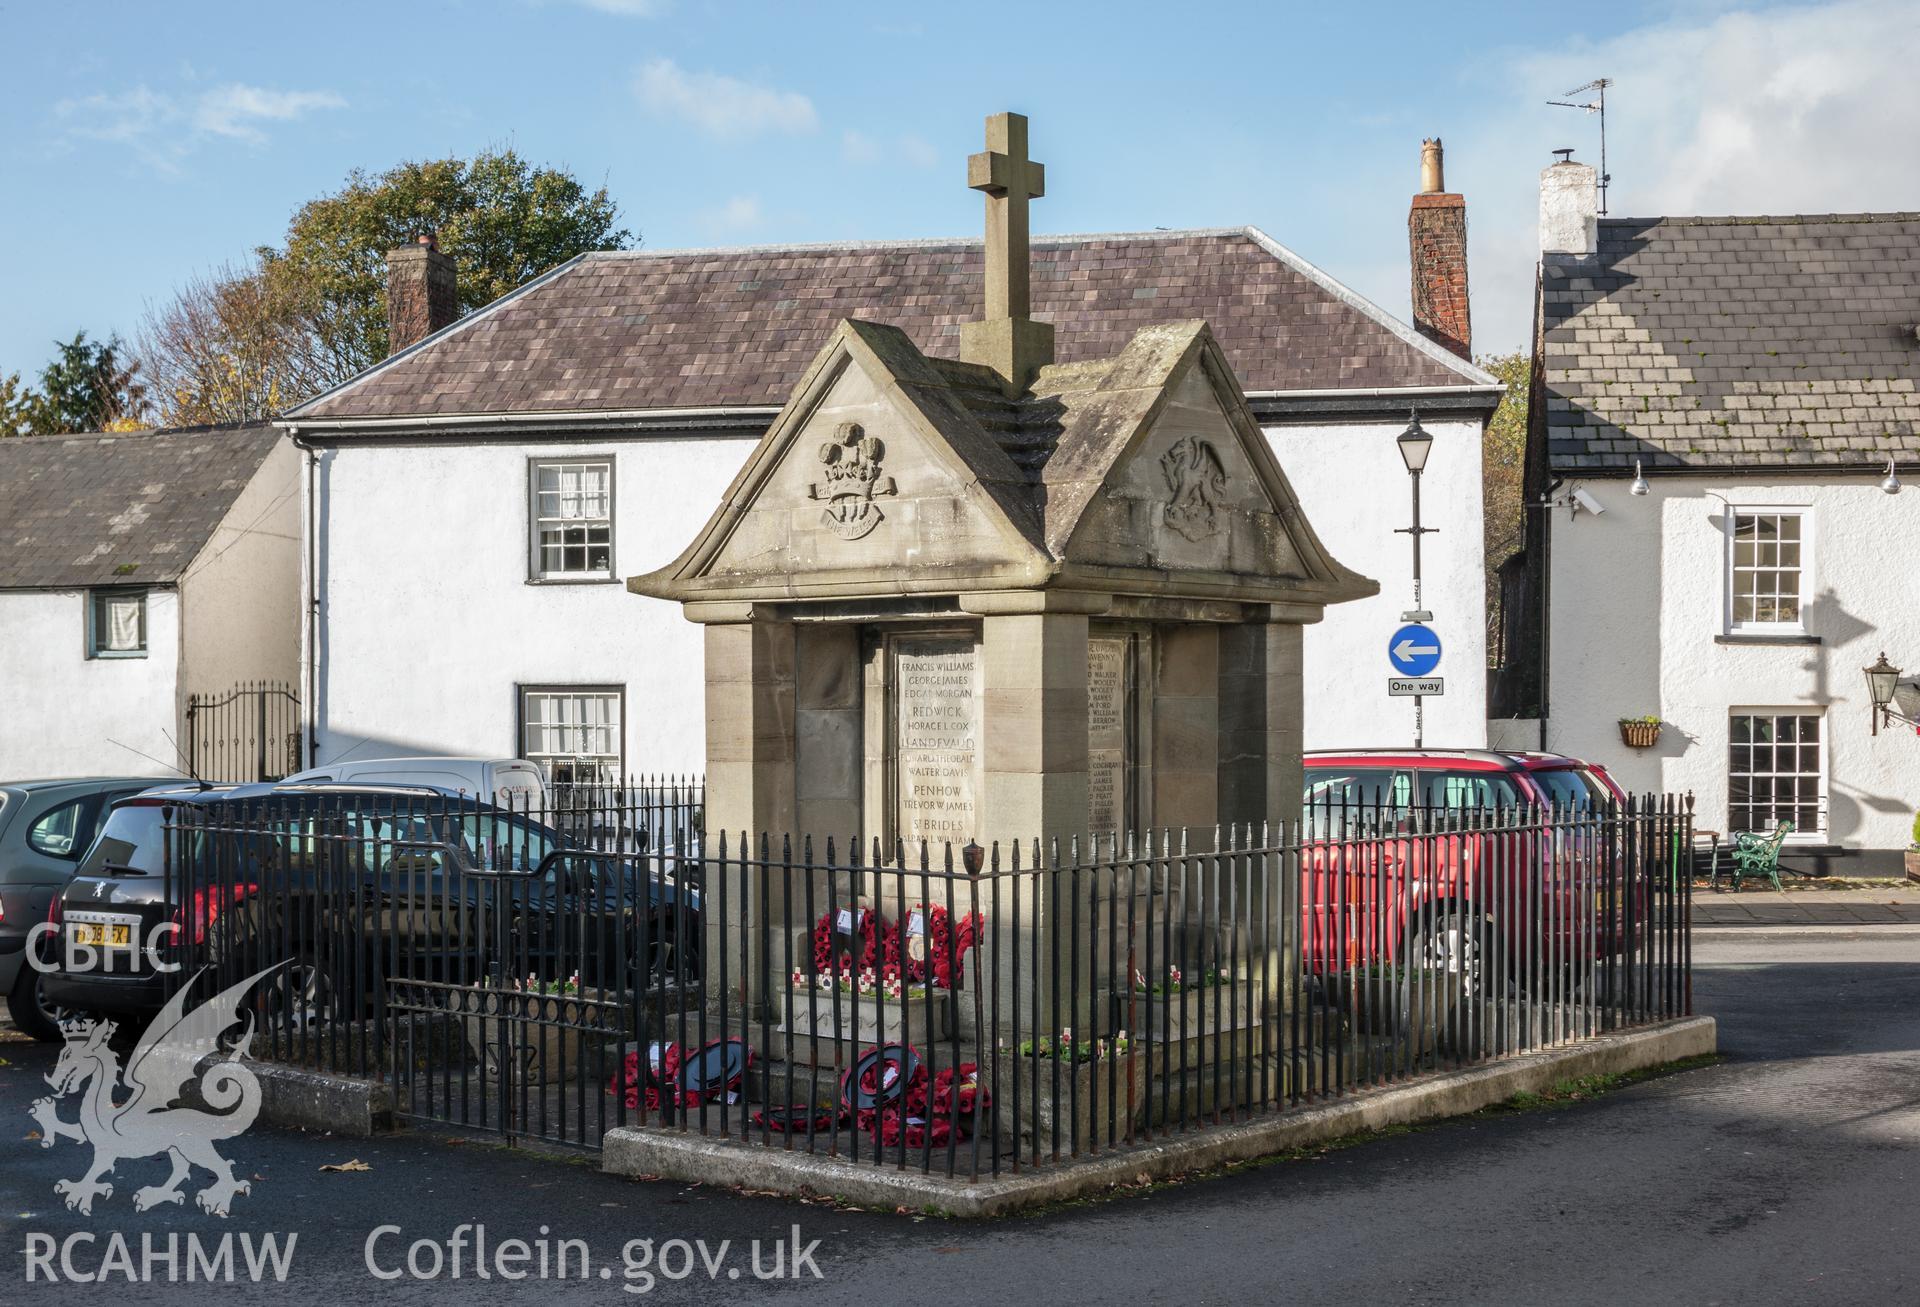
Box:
[291,228,1491,424]
[0,424,280,588]
[1543,213,1920,472]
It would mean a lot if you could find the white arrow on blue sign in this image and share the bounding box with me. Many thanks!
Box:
[1388,623,1443,677]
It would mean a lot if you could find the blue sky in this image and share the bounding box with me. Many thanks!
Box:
[4,0,1916,376]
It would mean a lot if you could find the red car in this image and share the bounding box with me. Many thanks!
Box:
[1299,749,1632,988]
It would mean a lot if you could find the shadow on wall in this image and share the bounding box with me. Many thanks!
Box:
[1802,588,1874,845]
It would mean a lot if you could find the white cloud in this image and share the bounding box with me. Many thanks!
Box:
[194,84,347,143]
[54,80,345,168]
[842,129,938,169]
[634,58,816,140]
[701,194,766,236]
[1460,0,1920,353]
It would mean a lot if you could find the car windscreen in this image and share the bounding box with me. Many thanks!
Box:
[1530,768,1610,810]
[76,802,168,876]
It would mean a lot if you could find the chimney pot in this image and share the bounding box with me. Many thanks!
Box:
[1420,138,1445,194]
[385,233,458,356]
[1408,139,1470,359]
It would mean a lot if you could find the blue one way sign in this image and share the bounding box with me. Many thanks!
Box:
[1388,624,1443,677]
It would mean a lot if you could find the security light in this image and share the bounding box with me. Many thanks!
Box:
[1881,459,1902,496]
[1630,459,1649,496]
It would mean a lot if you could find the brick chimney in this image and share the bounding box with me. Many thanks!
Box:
[1408,138,1471,359]
[385,233,457,355]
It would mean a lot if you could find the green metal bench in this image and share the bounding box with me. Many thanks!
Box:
[1726,821,1795,891]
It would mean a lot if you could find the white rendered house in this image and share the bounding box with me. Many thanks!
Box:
[1511,155,1920,872]
[0,425,300,781]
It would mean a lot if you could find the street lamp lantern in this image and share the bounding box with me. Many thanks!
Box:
[1396,412,1433,474]
[1867,651,1901,706]
[1865,651,1904,736]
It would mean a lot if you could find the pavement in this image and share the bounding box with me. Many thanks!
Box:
[1693,884,1920,932]
[3,928,1917,1305]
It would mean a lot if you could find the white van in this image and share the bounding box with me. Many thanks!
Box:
[282,757,547,808]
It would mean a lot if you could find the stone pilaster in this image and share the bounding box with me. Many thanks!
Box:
[978,610,1090,849]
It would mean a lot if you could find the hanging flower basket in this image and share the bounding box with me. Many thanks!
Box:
[1618,718,1663,749]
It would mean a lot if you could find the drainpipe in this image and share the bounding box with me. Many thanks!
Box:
[1538,476,1561,753]
[293,433,318,769]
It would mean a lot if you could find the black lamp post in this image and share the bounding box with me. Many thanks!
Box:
[1394,411,1436,614]
[1393,411,1438,747]
[1866,651,1903,736]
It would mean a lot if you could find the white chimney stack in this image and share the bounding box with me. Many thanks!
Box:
[1539,149,1599,256]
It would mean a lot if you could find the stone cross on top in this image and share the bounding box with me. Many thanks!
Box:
[960,111,1056,397]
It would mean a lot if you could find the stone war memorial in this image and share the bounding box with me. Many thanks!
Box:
[626,111,1387,1152]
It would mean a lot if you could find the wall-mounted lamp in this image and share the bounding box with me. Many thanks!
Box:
[1864,651,1916,736]
[1629,459,1649,496]
[1881,459,1902,496]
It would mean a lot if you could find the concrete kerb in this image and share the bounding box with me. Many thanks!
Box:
[238,1059,395,1137]
[601,1016,1716,1218]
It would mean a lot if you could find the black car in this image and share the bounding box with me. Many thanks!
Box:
[0,777,162,1039]
[46,782,702,1025]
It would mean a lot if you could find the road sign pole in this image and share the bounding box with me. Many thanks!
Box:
[1415,693,1424,748]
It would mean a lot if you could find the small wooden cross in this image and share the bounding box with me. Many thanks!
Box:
[968,112,1046,322]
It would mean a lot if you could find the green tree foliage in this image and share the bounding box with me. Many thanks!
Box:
[0,372,40,438]
[15,332,150,434]
[1480,351,1530,645]
[259,148,633,384]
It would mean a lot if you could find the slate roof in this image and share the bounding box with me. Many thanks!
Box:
[1543,212,1920,472]
[289,228,1493,425]
[0,424,280,588]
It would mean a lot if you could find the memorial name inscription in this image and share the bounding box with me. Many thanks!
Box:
[1087,635,1129,833]
[894,637,980,846]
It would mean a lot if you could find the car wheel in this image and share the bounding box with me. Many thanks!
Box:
[631,915,701,990]
[1411,905,1487,996]
[262,954,341,1032]
[8,968,72,1043]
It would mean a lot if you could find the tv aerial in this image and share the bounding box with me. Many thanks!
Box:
[1547,78,1612,215]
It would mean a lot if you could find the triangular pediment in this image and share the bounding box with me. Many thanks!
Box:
[1037,321,1374,605]
[628,320,1050,602]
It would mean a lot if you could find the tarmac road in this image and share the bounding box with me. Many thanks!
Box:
[3,932,1915,1306]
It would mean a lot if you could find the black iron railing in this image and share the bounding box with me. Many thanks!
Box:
[155,790,1691,1169]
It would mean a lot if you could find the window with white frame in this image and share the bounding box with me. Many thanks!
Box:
[87,589,147,658]
[520,688,623,796]
[1728,510,1806,631]
[529,460,614,580]
[1728,711,1823,838]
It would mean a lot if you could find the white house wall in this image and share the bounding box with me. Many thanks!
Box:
[180,438,302,699]
[313,418,1489,776]
[1546,475,1920,864]
[311,437,755,775]
[0,588,181,780]
[1269,417,1488,750]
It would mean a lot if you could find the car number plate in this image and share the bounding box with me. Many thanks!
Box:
[68,913,138,948]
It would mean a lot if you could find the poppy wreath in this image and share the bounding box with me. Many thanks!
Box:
[901,904,986,989]
[865,1063,990,1150]
[811,905,895,977]
[610,1041,753,1111]
[610,1043,684,1112]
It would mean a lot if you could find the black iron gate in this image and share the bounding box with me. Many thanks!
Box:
[184,681,301,782]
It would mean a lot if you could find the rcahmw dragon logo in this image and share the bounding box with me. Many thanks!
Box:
[29,965,281,1218]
